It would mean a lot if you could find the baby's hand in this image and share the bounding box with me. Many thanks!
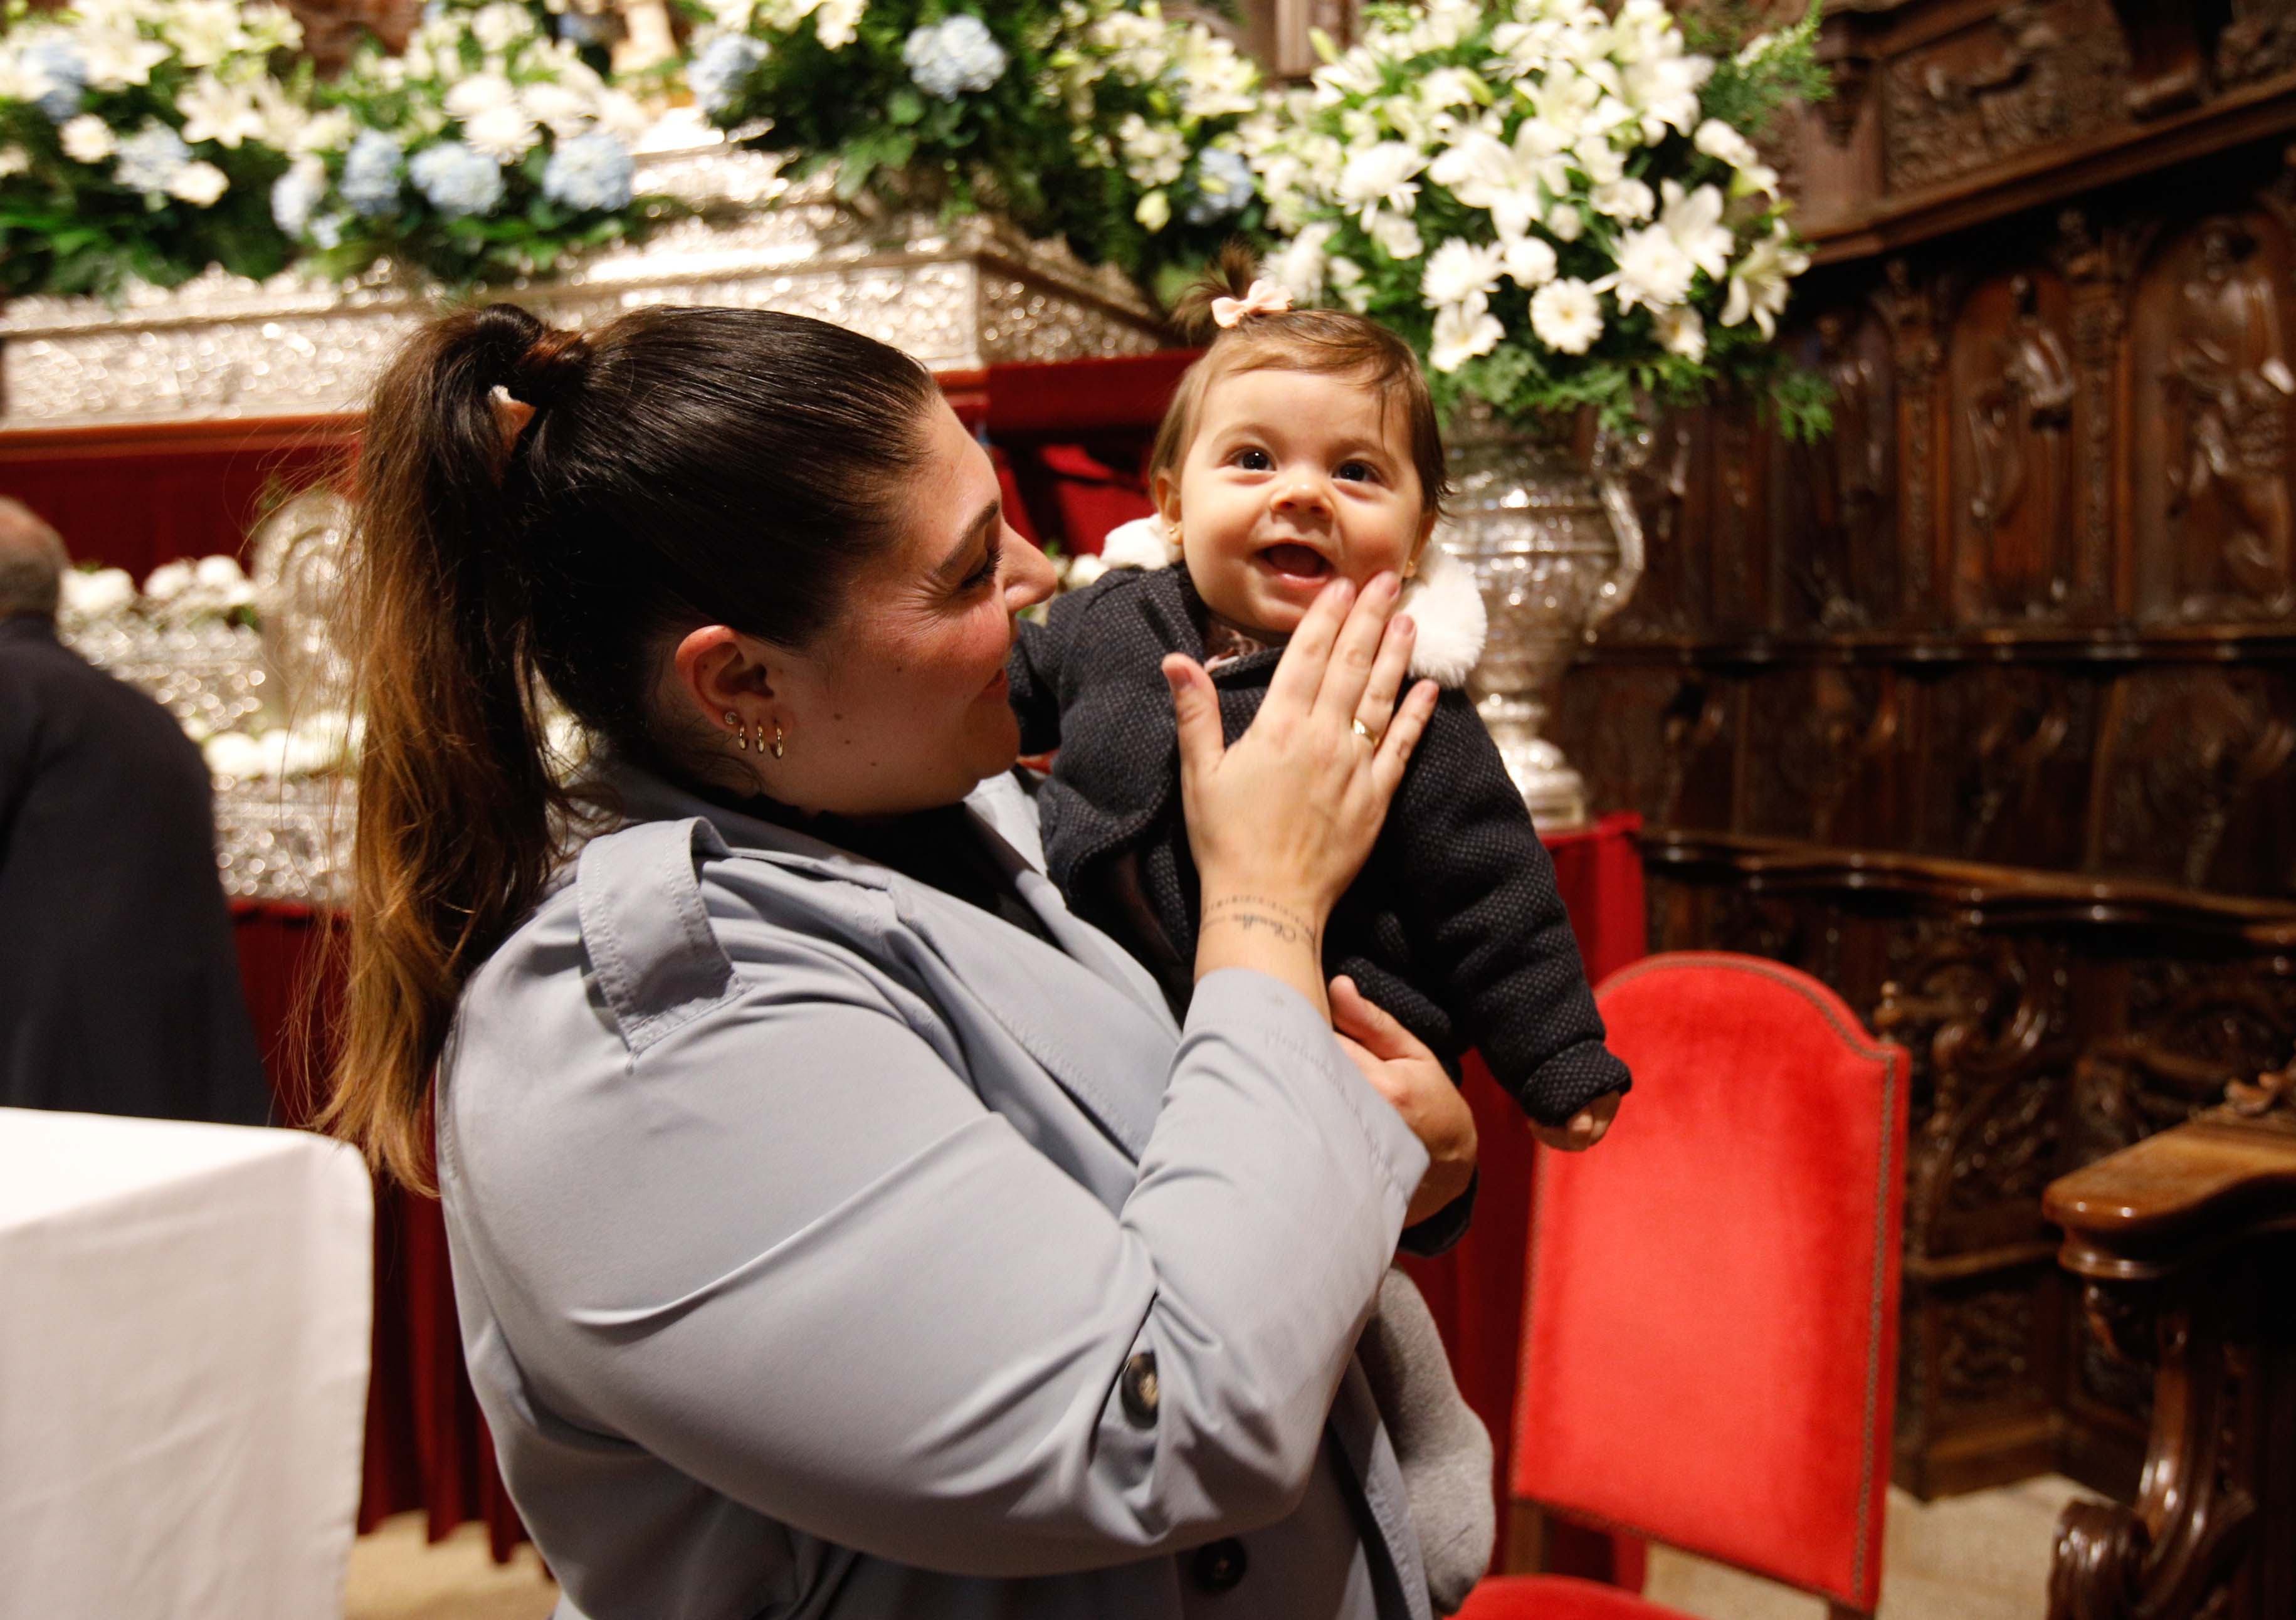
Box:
[1530,1090,1621,1152]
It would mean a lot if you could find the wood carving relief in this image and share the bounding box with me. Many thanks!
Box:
[2089,668,2295,893]
[1788,308,1898,629]
[2218,0,2296,89]
[2132,217,2296,623]
[1885,1,2132,192]
[1915,666,2095,868]
[1952,269,2079,620]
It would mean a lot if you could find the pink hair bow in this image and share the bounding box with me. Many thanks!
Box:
[1211,278,1294,328]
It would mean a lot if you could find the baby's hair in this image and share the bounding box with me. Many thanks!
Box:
[1152,242,1451,520]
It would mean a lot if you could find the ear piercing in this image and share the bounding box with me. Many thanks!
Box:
[725,712,786,759]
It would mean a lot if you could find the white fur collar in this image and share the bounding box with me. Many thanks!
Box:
[1094,517,1487,686]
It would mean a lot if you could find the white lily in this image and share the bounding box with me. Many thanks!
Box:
[1430,293,1505,373]
[179,73,263,149]
[1659,179,1733,279]
[1721,223,1811,339]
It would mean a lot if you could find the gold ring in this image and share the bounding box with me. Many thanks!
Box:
[1352,718,1379,746]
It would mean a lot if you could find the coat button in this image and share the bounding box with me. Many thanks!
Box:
[1119,1350,1159,1428]
[1189,1537,1248,1593]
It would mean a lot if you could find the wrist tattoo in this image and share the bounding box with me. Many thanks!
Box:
[1201,894,1319,949]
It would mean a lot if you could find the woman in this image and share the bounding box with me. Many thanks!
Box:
[326,302,1477,1619]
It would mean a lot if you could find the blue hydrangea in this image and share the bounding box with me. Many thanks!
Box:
[112,123,191,195]
[556,8,613,46]
[20,38,86,123]
[689,34,767,118]
[310,212,347,250]
[1183,147,1256,226]
[409,140,505,218]
[902,14,1006,102]
[541,130,633,213]
[339,129,405,218]
[271,161,325,235]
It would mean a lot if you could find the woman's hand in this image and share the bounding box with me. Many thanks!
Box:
[1169,573,1440,1016]
[1330,977,1477,1228]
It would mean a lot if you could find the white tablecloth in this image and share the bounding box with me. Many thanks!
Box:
[0,1108,373,1619]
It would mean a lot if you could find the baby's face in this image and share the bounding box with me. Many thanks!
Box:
[1160,366,1433,641]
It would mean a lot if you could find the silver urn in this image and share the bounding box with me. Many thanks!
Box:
[1440,404,1646,830]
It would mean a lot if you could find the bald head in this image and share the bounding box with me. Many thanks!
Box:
[0,499,68,622]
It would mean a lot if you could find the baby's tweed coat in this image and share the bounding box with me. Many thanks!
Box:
[1007,562,1631,1132]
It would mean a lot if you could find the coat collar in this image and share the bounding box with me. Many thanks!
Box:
[1092,517,1487,686]
[591,763,1177,1159]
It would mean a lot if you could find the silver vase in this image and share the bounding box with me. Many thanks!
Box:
[1440,404,1646,830]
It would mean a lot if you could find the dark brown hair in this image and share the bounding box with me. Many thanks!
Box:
[324,302,940,1189]
[1151,244,1451,518]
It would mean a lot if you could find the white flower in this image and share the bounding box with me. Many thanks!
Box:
[1430,295,1504,372]
[167,159,229,206]
[445,73,519,121]
[271,154,324,233]
[470,2,534,52]
[1367,209,1424,260]
[77,26,169,91]
[59,567,135,620]
[179,73,263,149]
[1428,122,1566,241]
[903,14,1008,101]
[518,82,592,138]
[295,108,353,155]
[1590,176,1654,221]
[1337,140,1423,219]
[0,145,26,178]
[1721,223,1809,339]
[1530,276,1604,354]
[166,0,249,69]
[144,559,196,601]
[1117,113,1186,187]
[1502,233,1557,287]
[462,102,540,162]
[59,114,117,164]
[1604,220,1695,311]
[203,730,269,782]
[1328,255,1373,313]
[1422,237,1504,309]
[1693,118,1756,169]
[1134,188,1169,231]
[1269,221,1335,301]
[1547,201,1585,241]
[1622,49,1712,144]
[1655,305,1705,362]
[1659,179,1733,279]
[814,0,862,48]
[1572,136,1625,186]
[112,122,190,194]
[1416,66,1485,113]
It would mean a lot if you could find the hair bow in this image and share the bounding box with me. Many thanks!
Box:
[1211,278,1294,328]
[489,383,537,459]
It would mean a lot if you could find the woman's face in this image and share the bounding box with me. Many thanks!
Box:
[769,398,1056,816]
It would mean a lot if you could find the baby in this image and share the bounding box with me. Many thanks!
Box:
[1008,257,1631,1611]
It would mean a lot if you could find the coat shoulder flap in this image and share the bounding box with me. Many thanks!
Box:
[574,816,740,1055]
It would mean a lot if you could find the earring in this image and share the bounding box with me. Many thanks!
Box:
[725,710,748,752]
[767,720,786,760]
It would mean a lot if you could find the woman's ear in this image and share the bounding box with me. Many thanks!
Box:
[671,625,776,734]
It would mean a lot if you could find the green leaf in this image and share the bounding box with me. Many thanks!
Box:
[888,87,925,125]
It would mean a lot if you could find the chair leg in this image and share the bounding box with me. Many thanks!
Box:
[1500,1502,1548,1575]
[1826,1604,1871,1620]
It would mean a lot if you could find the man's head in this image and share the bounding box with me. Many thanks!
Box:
[0,500,68,623]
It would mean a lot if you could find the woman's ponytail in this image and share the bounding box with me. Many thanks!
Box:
[320,301,941,1189]
[322,303,581,1191]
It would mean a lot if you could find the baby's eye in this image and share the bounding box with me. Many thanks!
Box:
[1231,447,1274,471]
[1335,460,1381,483]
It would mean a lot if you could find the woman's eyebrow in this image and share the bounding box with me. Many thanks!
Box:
[935,498,1001,579]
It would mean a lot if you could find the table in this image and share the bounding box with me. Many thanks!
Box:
[0,1107,372,1618]
[232,813,1648,1567]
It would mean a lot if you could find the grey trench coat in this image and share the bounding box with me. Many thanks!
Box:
[436,765,1438,1620]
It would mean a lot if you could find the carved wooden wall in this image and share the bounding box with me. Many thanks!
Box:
[1554,0,2296,1502]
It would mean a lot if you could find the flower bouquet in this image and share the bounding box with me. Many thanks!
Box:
[1038,3,1266,298]
[0,0,308,297]
[278,0,664,285]
[1244,0,1830,438]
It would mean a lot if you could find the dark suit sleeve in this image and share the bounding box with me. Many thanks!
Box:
[1387,690,1631,1128]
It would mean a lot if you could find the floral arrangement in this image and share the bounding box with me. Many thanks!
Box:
[688,0,1066,216]
[276,0,662,284]
[1242,0,1831,437]
[686,0,1264,295]
[1040,3,1266,297]
[0,0,309,297]
[58,551,255,625]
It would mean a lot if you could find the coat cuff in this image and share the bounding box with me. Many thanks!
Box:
[1187,969,1430,1230]
[1396,1169,1477,1258]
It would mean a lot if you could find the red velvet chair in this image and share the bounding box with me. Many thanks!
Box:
[1458,952,1910,1620]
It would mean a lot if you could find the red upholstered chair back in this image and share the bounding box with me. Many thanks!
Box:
[1513,953,1909,1613]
